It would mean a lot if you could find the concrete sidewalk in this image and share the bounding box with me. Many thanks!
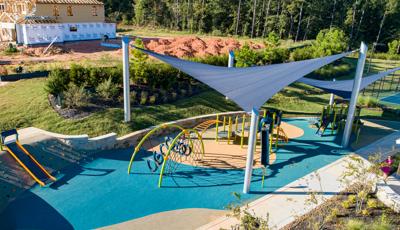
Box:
[198,131,400,230]
[198,156,350,229]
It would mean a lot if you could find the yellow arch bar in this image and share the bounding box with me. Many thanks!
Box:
[127,124,185,174]
[158,128,204,188]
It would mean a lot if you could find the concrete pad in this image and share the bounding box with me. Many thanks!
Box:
[100,208,226,230]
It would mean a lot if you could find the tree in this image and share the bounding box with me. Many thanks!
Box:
[131,38,148,84]
[313,28,349,57]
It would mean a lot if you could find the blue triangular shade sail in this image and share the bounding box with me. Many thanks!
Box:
[298,67,400,99]
[134,47,353,111]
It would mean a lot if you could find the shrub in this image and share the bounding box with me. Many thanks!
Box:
[130,90,137,104]
[63,84,89,108]
[0,66,8,76]
[345,219,365,230]
[361,208,370,216]
[358,96,379,108]
[180,89,187,97]
[341,199,352,209]
[235,43,260,67]
[149,95,156,104]
[291,46,315,61]
[211,29,223,36]
[171,92,177,100]
[366,199,379,209]
[4,43,18,54]
[140,91,148,105]
[388,40,399,55]
[69,64,88,87]
[263,48,290,64]
[188,84,193,96]
[191,54,229,66]
[96,77,119,100]
[313,28,348,57]
[370,214,392,230]
[45,68,70,95]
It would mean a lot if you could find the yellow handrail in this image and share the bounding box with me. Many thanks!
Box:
[16,141,56,181]
[4,145,45,187]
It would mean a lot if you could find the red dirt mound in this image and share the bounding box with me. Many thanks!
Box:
[142,36,262,58]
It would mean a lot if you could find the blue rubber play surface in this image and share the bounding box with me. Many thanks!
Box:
[380,92,400,105]
[0,118,348,229]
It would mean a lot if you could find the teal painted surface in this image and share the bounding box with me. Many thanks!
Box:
[0,118,348,230]
[381,92,400,105]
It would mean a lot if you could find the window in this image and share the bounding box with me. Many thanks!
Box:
[67,6,73,16]
[69,25,77,32]
[0,4,5,12]
[53,5,59,16]
[92,6,97,16]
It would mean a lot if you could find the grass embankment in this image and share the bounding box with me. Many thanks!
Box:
[0,78,238,137]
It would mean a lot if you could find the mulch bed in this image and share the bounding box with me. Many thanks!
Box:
[283,189,400,230]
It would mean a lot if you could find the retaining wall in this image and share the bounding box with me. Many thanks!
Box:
[18,127,117,151]
[376,177,400,213]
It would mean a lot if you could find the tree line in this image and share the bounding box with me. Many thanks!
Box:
[103,0,400,50]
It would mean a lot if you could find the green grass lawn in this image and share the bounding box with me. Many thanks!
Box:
[1,77,398,137]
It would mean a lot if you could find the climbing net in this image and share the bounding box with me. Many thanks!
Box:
[127,124,205,187]
[163,130,204,176]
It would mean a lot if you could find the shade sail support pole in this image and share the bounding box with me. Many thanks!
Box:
[243,107,259,194]
[342,42,368,148]
[228,50,235,68]
[122,36,131,122]
[329,78,336,105]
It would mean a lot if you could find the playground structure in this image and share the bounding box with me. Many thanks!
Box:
[0,129,56,187]
[127,110,291,188]
[214,110,289,151]
[315,103,363,144]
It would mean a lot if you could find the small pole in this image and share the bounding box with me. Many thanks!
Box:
[235,115,239,132]
[389,71,395,91]
[223,116,226,132]
[241,115,246,148]
[329,78,336,105]
[396,70,400,91]
[342,42,368,148]
[216,114,219,142]
[243,108,259,194]
[228,117,232,144]
[122,36,131,122]
[270,112,275,153]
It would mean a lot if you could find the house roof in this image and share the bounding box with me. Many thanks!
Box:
[0,12,22,23]
[35,0,104,5]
